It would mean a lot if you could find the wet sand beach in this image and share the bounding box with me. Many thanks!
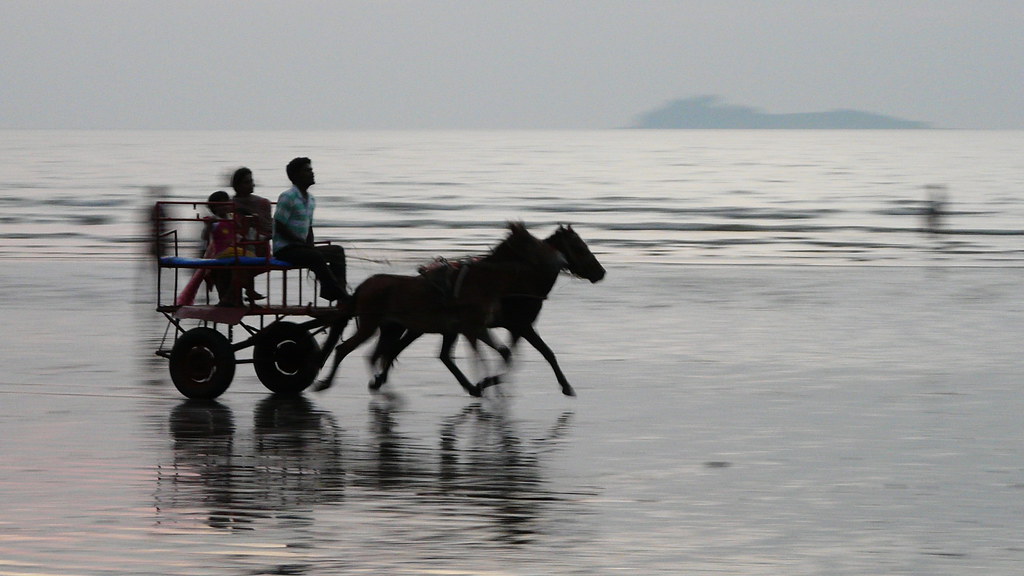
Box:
[2,259,1023,575]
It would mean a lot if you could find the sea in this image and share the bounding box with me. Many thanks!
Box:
[2,129,1024,575]
[4,129,1024,266]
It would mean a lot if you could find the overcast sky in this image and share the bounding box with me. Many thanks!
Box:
[3,0,1022,130]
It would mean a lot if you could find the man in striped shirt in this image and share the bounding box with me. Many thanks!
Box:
[272,157,348,302]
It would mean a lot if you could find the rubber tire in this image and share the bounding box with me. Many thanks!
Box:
[169,327,236,400]
[253,321,321,395]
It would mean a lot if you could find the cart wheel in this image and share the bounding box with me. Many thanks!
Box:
[169,327,236,400]
[253,321,321,395]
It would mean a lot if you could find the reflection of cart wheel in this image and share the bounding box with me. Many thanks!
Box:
[253,322,321,395]
[169,327,235,400]
[169,399,235,439]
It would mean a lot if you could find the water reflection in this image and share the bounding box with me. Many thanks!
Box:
[159,399,247,529]
[252,394,347,511]
[437,405,575,545]
[155,395,583,547]
[156,396,346,531]
[357,399,577,545]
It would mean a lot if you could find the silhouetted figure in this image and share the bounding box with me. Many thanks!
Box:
[149,199,168,258]
[924,184,948,233]
[272,157,348,302]
[230,167,272,257]
[134,186,170,304]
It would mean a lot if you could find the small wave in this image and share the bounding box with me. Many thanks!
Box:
[367,181,466,187]
[74,215,114,225]
[545,204,840,220]
[933,228,1024,236]
[318,219,511,230]
[594,221,1024,237]
[600,222,833,233]
[355,201,481,212]
[0,231,89,239]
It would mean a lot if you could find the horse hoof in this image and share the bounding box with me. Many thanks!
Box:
[368,376,385,392]
[562,385,576,397]
[468,385,482,398]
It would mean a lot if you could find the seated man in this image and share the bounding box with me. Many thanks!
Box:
[272,157,348,302]
[230,166,272,257]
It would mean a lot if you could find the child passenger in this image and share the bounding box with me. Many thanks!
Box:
[176,191,263,307]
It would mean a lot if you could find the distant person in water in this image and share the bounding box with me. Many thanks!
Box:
[146,187,169,259]
[924,184,948,233]
[230,167,272,256]
[272,157,348,302]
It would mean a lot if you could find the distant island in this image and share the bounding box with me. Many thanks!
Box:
[631,96,930,129]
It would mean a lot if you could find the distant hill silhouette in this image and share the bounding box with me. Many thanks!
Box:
[632,96,930,129]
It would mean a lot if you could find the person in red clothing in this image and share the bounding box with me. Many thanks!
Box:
[177,191,262,307]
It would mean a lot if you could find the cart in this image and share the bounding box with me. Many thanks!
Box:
[153,201,343,399]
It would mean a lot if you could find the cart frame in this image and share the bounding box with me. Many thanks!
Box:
[153,201,343,399]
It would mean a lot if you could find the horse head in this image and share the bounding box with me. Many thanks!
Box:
[546,225,606,283]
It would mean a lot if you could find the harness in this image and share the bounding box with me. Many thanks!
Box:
[416,249,567,301]
[418,256,479,300]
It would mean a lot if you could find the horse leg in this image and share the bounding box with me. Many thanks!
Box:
[439,331,481,397]
[370,327,424,392]
[469,328,511,392]
[517,325,575,397]
[476,328,512,365]
[318,315,351,368]
[313,317,377,392]
[464,337,492,390]
[370,322,405,370]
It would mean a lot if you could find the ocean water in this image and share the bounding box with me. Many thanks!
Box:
[2,130,1024,575]
[2,129,1023,265]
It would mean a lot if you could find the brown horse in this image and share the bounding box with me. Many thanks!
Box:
[314,223,561,396]
[370,224,606,396]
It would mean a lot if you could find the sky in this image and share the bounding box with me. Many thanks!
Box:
[2,0,1022,130]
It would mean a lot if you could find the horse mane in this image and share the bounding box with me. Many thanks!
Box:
[544,224,570,246]
[484,221,537,263]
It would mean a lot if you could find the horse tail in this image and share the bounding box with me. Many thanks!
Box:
[346,275,389,329]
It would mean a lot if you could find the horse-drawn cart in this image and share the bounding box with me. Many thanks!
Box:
[153,201,342,400]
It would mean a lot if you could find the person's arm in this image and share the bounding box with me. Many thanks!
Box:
[273,195,310,247]
[257,199,273,238]
[274,214,310,246]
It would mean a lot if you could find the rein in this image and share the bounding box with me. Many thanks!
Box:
[502,293,548,300]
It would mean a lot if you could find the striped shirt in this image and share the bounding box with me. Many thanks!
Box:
[272,185,315,254]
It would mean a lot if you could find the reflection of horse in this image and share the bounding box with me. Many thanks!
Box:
[315,223,562,396]
[359,400,579,545]
[371,225,605,396]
